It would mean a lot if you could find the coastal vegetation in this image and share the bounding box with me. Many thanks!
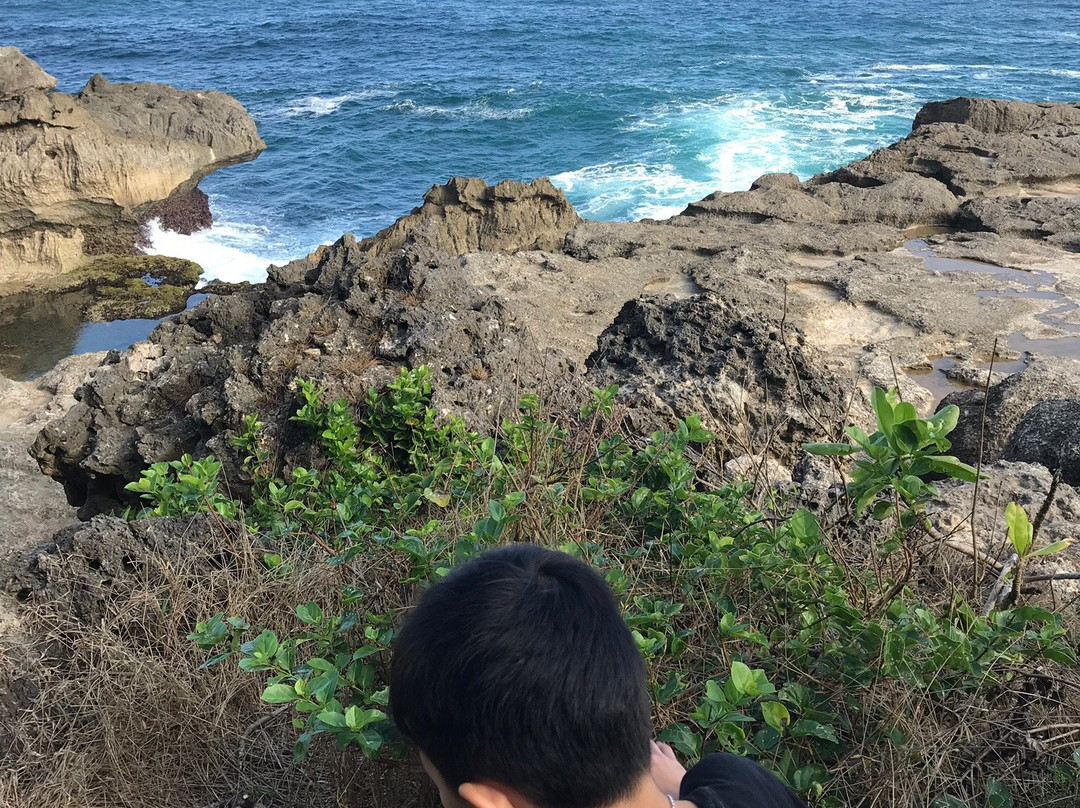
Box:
[54,367,1076,808]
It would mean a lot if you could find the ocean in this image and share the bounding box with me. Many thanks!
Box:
[5,0,1079,283]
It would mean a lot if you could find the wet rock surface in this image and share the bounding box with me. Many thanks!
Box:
[0,48,264,286]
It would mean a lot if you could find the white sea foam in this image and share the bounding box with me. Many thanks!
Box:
[556,86,923,222]
[387,99,536,120]
[869,62,1080,80]
[143,218,288,285]
[871,62,954,72]
[265,90,398,119]
[551,162,716,221]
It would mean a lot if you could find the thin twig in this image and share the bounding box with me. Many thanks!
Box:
[1025,572,1080,584]
[969,337,997,598]
[1031,470,1060,544]
[943,540,1002,570]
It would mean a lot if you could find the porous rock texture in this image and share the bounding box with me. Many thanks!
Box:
[0,47,264,286]
[23,98,1080,540]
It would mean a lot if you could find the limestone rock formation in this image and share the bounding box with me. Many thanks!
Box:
[31,179,580,517]
[0,47,264,286]
[27,99,1080,519]
[359,176,581,257]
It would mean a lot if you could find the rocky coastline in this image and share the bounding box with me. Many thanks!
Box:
[0,47,264,361]
[1,56,1079,805]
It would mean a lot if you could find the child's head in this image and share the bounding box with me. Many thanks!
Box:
[389,544,651,808]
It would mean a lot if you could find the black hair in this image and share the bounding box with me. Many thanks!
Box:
[389,544,652,808]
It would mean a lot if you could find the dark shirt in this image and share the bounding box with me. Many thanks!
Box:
[679,753,808,808]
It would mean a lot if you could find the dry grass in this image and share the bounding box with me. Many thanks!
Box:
[0,517,435,808]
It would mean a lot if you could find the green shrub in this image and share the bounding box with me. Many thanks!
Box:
[129,369,1080,807]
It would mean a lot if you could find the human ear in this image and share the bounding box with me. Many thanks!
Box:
[458,781,518,808]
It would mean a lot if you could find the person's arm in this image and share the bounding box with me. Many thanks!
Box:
[678,752,808,808]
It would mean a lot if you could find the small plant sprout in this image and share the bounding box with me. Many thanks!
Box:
[982,502,1076,613]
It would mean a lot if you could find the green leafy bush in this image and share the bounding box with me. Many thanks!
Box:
[128,369,1080,807]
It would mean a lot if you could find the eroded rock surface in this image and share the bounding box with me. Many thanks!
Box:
[26,98,1080,520]
[0,48,264,286]
[0,352,104,565]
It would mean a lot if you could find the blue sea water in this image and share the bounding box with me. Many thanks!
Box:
[5,0,1079,282]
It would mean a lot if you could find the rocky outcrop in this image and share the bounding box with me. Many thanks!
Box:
[28,99,1080,519]
[818,97,1080,199]
[0,48,264,286]
[359,176,581,257]
[31,182,579,517]
[0,352,104,567]
[942,359,1080,466]
[1002,399,1080,486]
[585,295,847,453]
[4,513,226,623]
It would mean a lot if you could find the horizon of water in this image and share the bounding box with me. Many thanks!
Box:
[4,0,1079,284]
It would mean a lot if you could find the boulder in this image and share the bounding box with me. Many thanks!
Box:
[0,46,56,98]
[3,513,228,623]
[0,49,264,286]
[1002,399,1080,486]
[943,359,1080,466]
[584,294,848,463]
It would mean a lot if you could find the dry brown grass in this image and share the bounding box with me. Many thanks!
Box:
[0,518,435,808]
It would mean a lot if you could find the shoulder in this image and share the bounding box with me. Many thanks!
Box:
[680,753,807,808]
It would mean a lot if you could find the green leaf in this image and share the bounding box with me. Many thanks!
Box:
[656,671,684,704]
[198,651,233,669]
[261,683,299,704]
[761,700,791,732]
[1029,539,1075,558]
[306,657,336,672]
[928,404,960,436]
[658,723,702,758]
[790,763,829,794]
[985,778,1014,808]
[789,718,840,743]
[318,709,348,728]
[1005,502,1033,557]
[787,509,821,541]
[844,425,872,450]
[251,630,279,659]
[296,602,324,625]
[872,387,895,437]
[872,500,894,521]
[730,661,754,697]
[892,401,918,428]
[705,679,725,704]
[802,442,859,457]
[929,797,969,808]
[488,500,507,522]
[926,455,980,482]
[423,489,451,508]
